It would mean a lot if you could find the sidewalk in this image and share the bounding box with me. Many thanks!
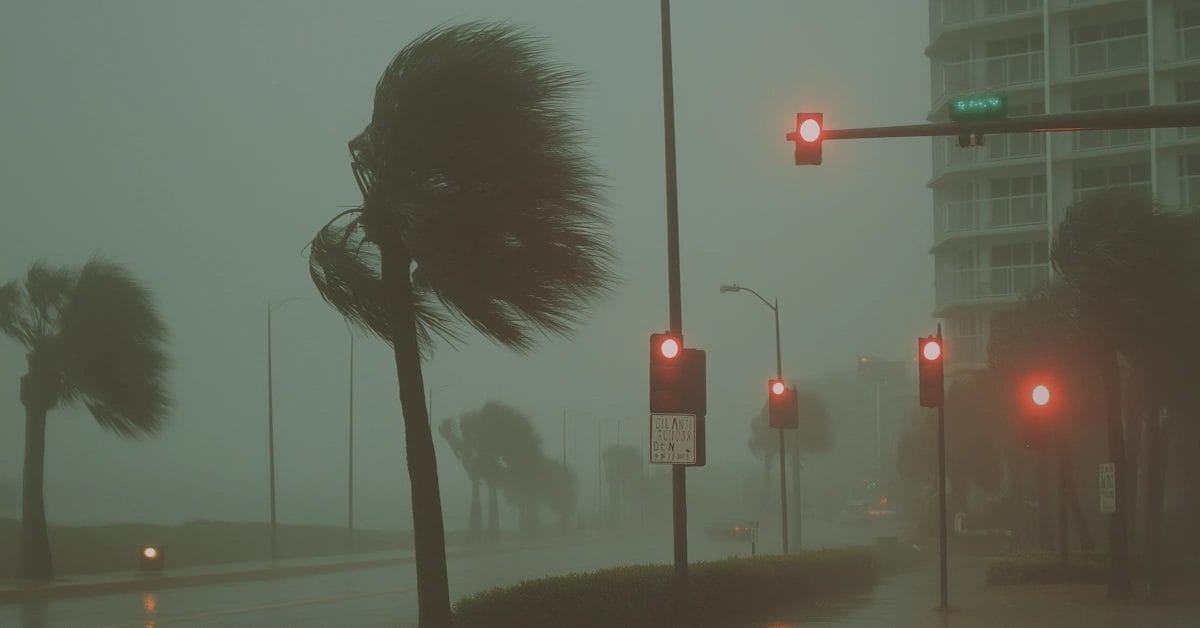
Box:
[756,555,1200,628]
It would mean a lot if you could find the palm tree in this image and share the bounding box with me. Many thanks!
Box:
[438,417,485,545]
[1052,190,1199,596]
[0,259,169,580]
[785,387,832,543]
[747,407,777,512]
[306,23,613,625]
[602,444,641,529]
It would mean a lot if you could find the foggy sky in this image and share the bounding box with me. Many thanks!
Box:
[0,1,933,530]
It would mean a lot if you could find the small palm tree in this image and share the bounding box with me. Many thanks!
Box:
[307,23,613,626]
[0,259,169,580]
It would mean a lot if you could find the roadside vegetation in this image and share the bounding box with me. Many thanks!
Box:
[453,544,921,628]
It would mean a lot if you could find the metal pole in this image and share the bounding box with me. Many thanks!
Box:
[597,421,603,527]
[876,382,883,481]
[659,0,688,621]
[1057,424,1069,568]
[937,402,948,610]
[562,410,567,466]
[267,305,278,562]
[778,429,788,555]
[348,331,355,553]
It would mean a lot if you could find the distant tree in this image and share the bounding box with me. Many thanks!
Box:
[0,259,169,580]
[438,417,485,545]
[785,388,832,542]
[747,408,777,511]
[537,459,577,534]
[305,23,614,625]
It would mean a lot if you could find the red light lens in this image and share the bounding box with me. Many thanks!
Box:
[660,337,680,359]
[799,118,822,142]
[1032,384,1050,407]
[771,381,786,396]
[922,340,942,361]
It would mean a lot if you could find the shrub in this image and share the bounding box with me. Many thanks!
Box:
[453,547,887,628]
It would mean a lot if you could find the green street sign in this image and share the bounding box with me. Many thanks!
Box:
[949,92,1009,122]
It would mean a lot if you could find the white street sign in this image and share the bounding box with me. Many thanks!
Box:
[1098,462,1116,514]
[649,413,697,465]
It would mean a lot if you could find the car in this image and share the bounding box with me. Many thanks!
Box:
[705,519,758,542]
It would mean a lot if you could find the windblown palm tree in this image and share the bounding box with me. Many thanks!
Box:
[0,259,169,580]
[307,24,613,623]
[1052,190,1199,596]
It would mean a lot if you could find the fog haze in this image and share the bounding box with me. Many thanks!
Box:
[0,1,933,531]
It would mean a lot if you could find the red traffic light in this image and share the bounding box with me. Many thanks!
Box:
[770,379,786,396]
[659,336,681,359]
[921,338,943,362]
[785,112,824,165]
[1031,384,1050,407]
[918,335,944,408]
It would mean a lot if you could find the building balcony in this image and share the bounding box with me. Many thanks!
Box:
[932,51,1044,108]
[1072,127,1149,152]
[932,133,1046,178]
[931,0,1043,43]
[1178,25,1200,62]
[936,264,1051,309]
[1070,34,1147,76]
[934,195,1049,247]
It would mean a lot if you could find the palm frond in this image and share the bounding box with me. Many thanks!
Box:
[56,257,169,437]
[0,280,37,348]
[350,21,615,353]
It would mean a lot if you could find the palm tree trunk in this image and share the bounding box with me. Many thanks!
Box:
[790,438,802,547]
[17,383,52,581]
[1061,434,1094,551]
[469,480,482,546]
[381,248,452,628]
[487,481,500,543]
[1100,347,1132,597]
[1036,448,1052,551]
[1145,409,1168,597]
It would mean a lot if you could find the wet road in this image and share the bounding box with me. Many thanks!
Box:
[2,518,900,627]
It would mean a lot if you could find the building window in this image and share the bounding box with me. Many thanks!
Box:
[1073,162,1152,201]
[984,0,1041,17]
[989,241,1050,298]
[946,312,983,364]
[1073,89,1150,150]
[984,34,1044,87]
[1179,4,1200,60]
[1177,79,1200,138]
[988,174,1048,227]
[1180,153,1200,207]
[1071,18,1148,74]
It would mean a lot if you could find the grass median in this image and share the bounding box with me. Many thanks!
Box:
[453,544,921,628]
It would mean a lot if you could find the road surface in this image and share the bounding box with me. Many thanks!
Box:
[2,518,900,627]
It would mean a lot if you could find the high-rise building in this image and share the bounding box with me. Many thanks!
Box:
[927,0,1200,367]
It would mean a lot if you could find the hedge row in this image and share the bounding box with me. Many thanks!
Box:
[453,546,912,628]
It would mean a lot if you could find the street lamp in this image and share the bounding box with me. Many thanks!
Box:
[266,296,304,562]
[720,282,793,553]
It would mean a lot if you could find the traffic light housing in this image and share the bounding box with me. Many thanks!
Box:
[649,333,706,417]
[785,112,823,165]
[768,379,799,429]
[918,336,944,408]
[1018,378,1056,449]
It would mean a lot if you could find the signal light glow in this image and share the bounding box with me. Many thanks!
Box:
[1032,384,1050,407]
[142,547,158,559]
[799,118,821,142]
[771,381,786,396]
[922,340,942,361]
[659,337,680,359]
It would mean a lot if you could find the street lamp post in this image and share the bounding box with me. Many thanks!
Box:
[266,296,303,562]
[346,322,355,554]
[721,283,792,553]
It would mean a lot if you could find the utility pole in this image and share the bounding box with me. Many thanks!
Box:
[659,1,689,623]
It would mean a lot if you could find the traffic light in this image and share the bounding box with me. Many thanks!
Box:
[918,336,944,408]
[785,112,823,165]
[1018,379,1055,448]
[649,333,706,416]
[768,379,799,429]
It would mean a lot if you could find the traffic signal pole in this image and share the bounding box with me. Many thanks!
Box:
[658,1,689,624]
[773,298,789,555]
[822,102,1200,141]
